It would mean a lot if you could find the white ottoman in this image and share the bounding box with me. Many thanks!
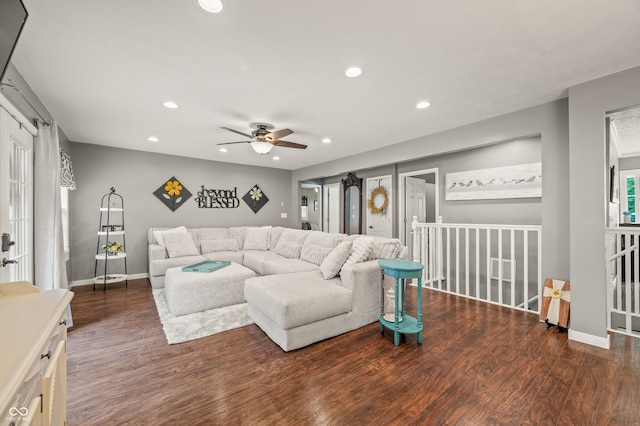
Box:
[165,262,256,316]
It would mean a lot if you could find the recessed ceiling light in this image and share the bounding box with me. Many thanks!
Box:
[345,67,362,78]
[416,101,431,109]
[162,101,179,109]
[273,156,280,161]
[147,136,159,143]
[219,148,228,153]
[197,0,223,13]
[322,138,331,144]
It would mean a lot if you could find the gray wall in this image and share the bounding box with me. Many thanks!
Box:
[568,65,640,343]
[398,137,542,225]
[69,143,292,281]
[294,99,569,284]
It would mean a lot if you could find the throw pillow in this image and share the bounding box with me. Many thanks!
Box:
[300,244,333,266]
[200,238,239,254]
[153,226,187,246]
[276,240,304,259]
[343,236,374,265]
[163,232,199,258]
[320,241,353,279]
[243,226,271,250]
[274,229,308,258]
[368,239,401,260]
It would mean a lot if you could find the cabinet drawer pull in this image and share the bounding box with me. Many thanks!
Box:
[41,350,51,360]
[59,319,67,326]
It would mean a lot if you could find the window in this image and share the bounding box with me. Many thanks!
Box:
[61,187,70,260]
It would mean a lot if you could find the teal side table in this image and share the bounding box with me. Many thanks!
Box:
[378,259,424,346]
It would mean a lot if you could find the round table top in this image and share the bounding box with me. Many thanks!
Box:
[378,259,424,272]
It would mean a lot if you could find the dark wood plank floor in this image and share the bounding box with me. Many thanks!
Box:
[67,279,640,425]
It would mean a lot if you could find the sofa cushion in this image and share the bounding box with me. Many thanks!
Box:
[242,250,286,276]
[201,238,239,254]
[274,229,309,259]
[149,255,206,277]
[269,226,287,251]
[228,227,248,250]
[320,241,353,279]
[152,226,187,246]
[243,226,271,250]
[244,271,351,330]
[191,228,229,249]
[163,232,200,258]
[344,236,374,266]
[202,251,244,264]
[263,258,319,275]
[300,231,347,266]
[368,238,401,260]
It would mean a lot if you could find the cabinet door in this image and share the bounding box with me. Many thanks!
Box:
[41,340,66,426]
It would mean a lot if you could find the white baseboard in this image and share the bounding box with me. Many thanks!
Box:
[568,329,611,349]
[70,273,149,288]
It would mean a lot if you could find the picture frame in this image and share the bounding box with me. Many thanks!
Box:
[610,165,619,204]
[445,163,542,201]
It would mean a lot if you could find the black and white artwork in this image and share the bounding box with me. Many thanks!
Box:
[445,163,542,200]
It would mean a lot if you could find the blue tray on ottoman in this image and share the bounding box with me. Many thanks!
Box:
[182,260,231,273]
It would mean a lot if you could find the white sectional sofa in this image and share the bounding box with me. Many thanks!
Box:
[147,225,408,351]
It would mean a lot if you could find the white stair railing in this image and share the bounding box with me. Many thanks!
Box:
[411,217,542,313]
[605,228,640,338]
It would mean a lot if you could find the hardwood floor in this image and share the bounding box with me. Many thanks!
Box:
[67,279,640,425]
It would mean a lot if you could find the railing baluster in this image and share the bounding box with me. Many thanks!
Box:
[446,228,451,293]
[475,228,480,300]
[465,228,470,297]
[487,229,491,303]
[510,229,515,308]
[524,231,529,311]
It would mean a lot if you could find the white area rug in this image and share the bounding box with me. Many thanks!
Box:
[152,289,254,344]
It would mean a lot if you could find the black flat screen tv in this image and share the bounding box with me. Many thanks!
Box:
[0,0,28,82]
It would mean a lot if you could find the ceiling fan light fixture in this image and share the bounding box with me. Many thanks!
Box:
[197,0,223,13]
[251,141,273,154]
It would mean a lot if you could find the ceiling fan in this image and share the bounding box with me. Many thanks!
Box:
[218,123,308,155]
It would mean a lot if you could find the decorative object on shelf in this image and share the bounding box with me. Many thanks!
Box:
[445,162,542,200]
[242,184,269,214]
[368,186,389,214]
[195,185,240,209]
[153,176,192,211]
[102,241,123,255]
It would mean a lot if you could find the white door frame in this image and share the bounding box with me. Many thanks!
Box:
[322,183,340,233]
[398,168,439,246]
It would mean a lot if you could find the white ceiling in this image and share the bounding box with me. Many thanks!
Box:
[11,0,640,171]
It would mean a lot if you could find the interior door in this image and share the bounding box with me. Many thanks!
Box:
[405,176,427,258]
[0,108,33,283]
[323,183,340,233]
[366,175,392,237]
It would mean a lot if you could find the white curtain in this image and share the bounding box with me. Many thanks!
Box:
[34,121,68,291]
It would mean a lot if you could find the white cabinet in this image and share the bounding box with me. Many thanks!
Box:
[0,282,73,426]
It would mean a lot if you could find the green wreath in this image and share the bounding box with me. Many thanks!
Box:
[368,187,389,214]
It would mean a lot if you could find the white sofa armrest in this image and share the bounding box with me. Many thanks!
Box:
[340,260,382,318]
[148,243,167,262]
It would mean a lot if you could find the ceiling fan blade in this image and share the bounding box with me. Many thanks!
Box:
[268,128,293,140]
[221,126,253,138]
[217,141,251,146]
[273,140,307,149]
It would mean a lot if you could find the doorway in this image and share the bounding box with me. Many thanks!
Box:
[398,168,439,256]
[0,106,34,283]
[322,183,340,233]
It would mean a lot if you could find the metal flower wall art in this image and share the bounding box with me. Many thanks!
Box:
[242,184,269,213]
[153,176,192,211]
